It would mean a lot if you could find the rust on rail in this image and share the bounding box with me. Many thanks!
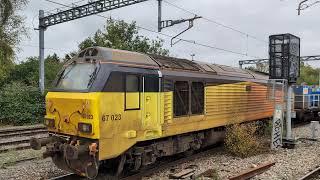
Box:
[299,166,320,180]
[229,161,276,180]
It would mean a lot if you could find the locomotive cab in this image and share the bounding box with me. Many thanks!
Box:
[45,60,100,138]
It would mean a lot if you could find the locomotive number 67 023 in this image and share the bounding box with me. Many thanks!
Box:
[102,114,121,121]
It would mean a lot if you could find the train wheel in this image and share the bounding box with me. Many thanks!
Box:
[99,154,126,178]
[183,149,194,157]
[52,154,72,172]
[116,154,126,176]
[85,158,99,179]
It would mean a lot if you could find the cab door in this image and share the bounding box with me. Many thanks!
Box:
[142,74,162,138]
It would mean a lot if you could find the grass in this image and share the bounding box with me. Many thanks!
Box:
[0,148,44,168]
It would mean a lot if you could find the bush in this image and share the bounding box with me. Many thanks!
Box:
[0,82,45,125]
[224,122,261,158]
[259,119,273,137]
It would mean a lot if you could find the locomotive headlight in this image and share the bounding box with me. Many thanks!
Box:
[44,118,55,128]
[78,123,92,133]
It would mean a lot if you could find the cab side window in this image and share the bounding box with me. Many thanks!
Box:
[144,75,159,92]
[126,75,140,92]
[125,74,140,110]
[191,82,204,114]
[103,72,124,92]
[174,81,189,116]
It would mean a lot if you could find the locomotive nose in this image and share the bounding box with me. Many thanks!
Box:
[44,92,99,139]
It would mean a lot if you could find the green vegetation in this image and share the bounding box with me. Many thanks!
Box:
[5,54,63,88]
[246,63,320,86]
[0,55,62,125]
[0,0,29,84]
[0,148,43,168]
[297,63,320,85]
[0,82,44,125]
[78,18,169,56]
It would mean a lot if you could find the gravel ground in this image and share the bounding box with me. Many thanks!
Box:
[0,148,67,180]
[0,123,319,180]
[144,123,320,180]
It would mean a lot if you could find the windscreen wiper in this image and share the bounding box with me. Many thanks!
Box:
[87,62,100,88]
[61,62,76,80]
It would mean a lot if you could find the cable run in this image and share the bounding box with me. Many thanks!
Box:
[162,0,268,44]
[20,44,67,51]
[136,26,258,57]
[45,0,88,14]
[42,0,263,58]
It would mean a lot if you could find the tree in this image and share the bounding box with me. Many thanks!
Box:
[245,63,269,73]
[78,18,169,56]
[0,0,28,83]
[5,54,63,88]
[297,63,320,85]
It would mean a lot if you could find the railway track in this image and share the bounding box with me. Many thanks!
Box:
[293,121,311,128]
[50,146,223,180]
[299,166,320,180]
[0,125,47,153]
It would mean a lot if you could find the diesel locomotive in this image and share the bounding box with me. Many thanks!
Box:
[30,47,274,179]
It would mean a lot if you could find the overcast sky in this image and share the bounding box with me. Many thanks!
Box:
[18,0,320,67]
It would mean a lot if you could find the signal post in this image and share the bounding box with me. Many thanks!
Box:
[269,34,301,149]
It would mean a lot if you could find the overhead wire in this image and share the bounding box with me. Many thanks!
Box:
[41,0,263,58]
[44,0,88,14]
[20,44,67,51]
[162,0,268,44]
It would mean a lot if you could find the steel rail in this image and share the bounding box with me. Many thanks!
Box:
[229,161,276,180]
[0,139,31,146]
[0,129,47,139]
[299,166,320,180]
[0,125,46,135]
[2,157,39,167]
[0,145,32,154]
[0,125,48,154]
[49,173,78,180]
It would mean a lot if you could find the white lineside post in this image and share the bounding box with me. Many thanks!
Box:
[286,85,293,140]
[271,104,283,150]
[39,10,45,94]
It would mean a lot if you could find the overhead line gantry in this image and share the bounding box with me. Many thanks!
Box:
[239,55,320,69]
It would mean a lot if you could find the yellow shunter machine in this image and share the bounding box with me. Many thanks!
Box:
[30,47,273,179]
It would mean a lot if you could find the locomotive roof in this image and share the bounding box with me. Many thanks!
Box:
[75,47,268,81]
